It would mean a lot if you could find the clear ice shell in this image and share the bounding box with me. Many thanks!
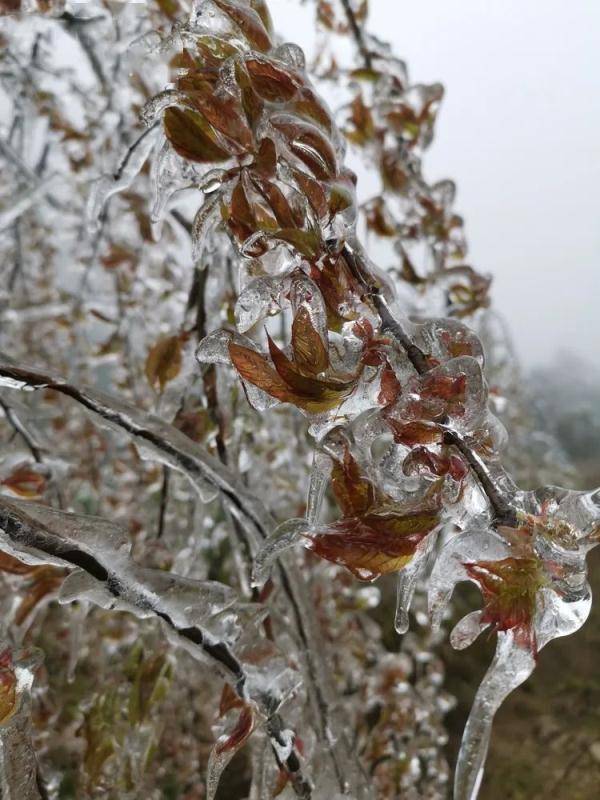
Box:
[252,518,308,586]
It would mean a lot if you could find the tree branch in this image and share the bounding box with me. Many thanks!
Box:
[341,243,518,525]
[0,495,311,797]
[339,0,373,68]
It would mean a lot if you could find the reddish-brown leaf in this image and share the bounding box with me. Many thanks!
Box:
[386,419,444,447]
[245,57,299,102]
[291,307,329,375]
[307,509,440,581]
[330,448,377,517]
[145,335,186,392]
[378,360,402,406]
[402,447,467,482]
[213,0,272,52]
[465,557,545,652]
[250,176,297,229]
[254,137,277,177]
[1,465,46,498]
[228,341,294,404]
[269,227,322,259]
[215,705,255,755]
[421,372,467,402]
[291,87,334,133]
[267,334,355,395]
[163,107,231,163]
[182,78,254,152]
[271,115,337,180]
[365,197,396,237]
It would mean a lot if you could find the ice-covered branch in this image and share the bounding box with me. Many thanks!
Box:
[0,359,271,544]
[0,495,312,797]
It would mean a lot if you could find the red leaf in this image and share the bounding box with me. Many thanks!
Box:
[271,115,337,180]
[307,509,440,581]
[1,465,46,498]
[386,419,444,447]
[215,705,255,755]
[163,107,231,163]
[213,0,272,52]
[245,57,300,102]
[465,557,545,652]
[330,448,378,517]
[291,306,329,375]
[378,360,402,406]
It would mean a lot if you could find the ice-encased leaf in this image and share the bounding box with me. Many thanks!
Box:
[206,706,255,800]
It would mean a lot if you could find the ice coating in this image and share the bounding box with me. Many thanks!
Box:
[0,0,597,797]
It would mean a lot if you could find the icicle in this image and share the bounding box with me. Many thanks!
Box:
[306,450,331,526]
[454,631,535,800]
[252,518,308,586]
[191,194,223,265]
[394,559,420,635]
[394,527,439,634]
[450,610,488,651]
[86,125,160,232]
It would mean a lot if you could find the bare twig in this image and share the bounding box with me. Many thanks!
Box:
[339,0,373,68]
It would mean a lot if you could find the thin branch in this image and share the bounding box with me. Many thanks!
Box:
[0,359,364,796]
[0,359,272,541]
[156,466,170,539]
[339,0,373,68]
[0,396,43,463]
[113,122,160,183]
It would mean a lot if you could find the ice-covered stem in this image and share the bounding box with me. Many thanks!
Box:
[0,397,42,465]
[0,360,271,543]
[342,242,518,525]
[0,496,312,797]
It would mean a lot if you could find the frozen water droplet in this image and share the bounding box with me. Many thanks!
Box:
[273,42,306,70]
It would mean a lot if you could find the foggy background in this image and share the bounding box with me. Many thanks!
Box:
[272,0,600,369]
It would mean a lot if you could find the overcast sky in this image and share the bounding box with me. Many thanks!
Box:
[271,0,600,368]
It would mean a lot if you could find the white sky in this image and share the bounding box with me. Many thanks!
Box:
[271,0,600,368]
